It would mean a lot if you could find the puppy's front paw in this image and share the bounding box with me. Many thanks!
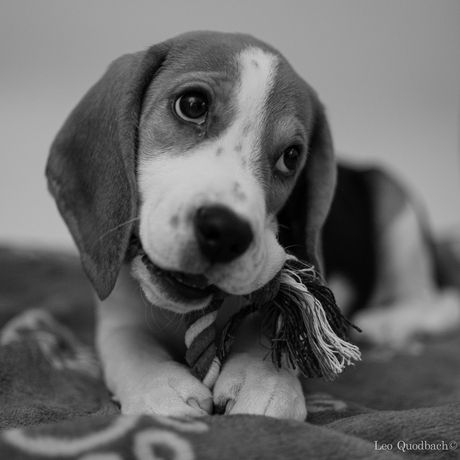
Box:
[213,353,307,421]
[118,362,212,418]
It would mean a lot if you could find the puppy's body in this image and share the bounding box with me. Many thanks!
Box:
[323,164,460,348]
[47,32,335,420]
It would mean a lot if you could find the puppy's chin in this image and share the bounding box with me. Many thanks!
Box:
[131,257,213,314]
[141,284,213,314]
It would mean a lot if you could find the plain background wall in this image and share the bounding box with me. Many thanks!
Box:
[1,0,459,251]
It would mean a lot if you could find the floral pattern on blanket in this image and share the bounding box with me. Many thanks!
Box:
[3,414,209,460]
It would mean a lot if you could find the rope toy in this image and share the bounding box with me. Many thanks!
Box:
[185,254,361,389]
[184,298,224,388]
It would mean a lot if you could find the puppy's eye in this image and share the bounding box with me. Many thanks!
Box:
[275,146,301,175]
[174,91,209,124]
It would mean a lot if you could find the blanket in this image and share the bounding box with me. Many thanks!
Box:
[0,245,459,459]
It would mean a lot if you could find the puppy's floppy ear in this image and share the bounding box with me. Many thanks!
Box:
[46,43,169,300]
[277,96,336,274]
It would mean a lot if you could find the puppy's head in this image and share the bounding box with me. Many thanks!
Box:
[46,31,336,313]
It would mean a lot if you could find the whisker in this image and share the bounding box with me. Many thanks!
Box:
[163,309,183,334]
[138,286,156,332]
[283,244,303,252]
[172,314,185,335]
[96,217,141,243]
[144,305,155,333]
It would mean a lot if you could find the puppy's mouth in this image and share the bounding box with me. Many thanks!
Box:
[141,254,223,302]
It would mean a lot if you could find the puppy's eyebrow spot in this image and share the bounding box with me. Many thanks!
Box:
[170,215,179,228]
[232,181,247,201]
[216,147,224,156]
[242,122,251,138]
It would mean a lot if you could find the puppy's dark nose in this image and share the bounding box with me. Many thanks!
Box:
[194,205,253,263]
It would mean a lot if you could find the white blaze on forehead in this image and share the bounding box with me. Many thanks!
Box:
[227,47,278,167]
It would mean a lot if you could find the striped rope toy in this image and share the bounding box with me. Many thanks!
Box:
[184,255,361,389]
[184,298,224,388]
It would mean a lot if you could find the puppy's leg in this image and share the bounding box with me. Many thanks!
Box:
[213,311,307,421]
[352,202,460,348]
[96,265,212,417]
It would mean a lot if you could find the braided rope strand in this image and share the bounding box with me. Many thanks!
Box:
[184,298,223,388]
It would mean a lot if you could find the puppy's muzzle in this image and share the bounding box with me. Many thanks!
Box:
[194,204,253,264]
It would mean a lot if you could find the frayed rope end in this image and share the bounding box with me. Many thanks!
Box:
[195,256,361,384]
[261,257,361,380]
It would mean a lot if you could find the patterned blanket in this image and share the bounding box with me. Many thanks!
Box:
[0,246,459,459]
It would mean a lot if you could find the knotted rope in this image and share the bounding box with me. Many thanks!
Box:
[184,298,224,388]
[185,255,361,389]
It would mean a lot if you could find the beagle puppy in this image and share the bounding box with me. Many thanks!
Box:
[46,30,460,420]
[46,31,335,420]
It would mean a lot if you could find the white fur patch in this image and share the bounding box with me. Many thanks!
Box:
[227,48,278,171]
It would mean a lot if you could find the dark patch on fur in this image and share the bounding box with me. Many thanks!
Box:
[256,57,312,215]
[234,143,242,153]
[170,215,179,228]
[241,122,252,138]
[139,33,250,156]
[322,165,378,314]
[216,147,224,156]
[232,181,247,201]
